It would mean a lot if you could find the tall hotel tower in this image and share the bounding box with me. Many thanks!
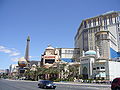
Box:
[75,11,120,59]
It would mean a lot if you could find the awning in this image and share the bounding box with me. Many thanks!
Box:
[96,72,106,77]
[60,58,75,63]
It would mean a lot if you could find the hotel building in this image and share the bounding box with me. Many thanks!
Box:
[75,11,120,59]
[74,11,120,80]
[41,45,79,68]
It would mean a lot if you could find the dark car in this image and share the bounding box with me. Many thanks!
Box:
[111,78,120,90]
[38,80,56,89]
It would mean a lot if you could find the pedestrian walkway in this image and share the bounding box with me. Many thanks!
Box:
[56,81,110,85]
[55,81,111,90]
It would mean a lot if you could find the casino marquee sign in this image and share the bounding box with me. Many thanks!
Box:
[44,56,55,59]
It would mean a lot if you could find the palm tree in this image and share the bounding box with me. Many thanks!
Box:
[57,63,66,79]
[37,67,48,80]
[48,67,59,80]
[68,64,79,80]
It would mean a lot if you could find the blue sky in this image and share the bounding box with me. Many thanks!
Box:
[0,0,120,69]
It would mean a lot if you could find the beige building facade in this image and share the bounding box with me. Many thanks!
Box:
[75,11,120,81]
[41,45,79,68]
[75,11,120,59]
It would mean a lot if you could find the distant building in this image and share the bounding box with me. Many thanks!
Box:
[0,69,5,74]
[41,45,60,68]
[29,61,40,67]
[57,48,80,62]
[41,45,79,68]
[5,69,9,74]
[29,61,40,71]
[9,64,19,77]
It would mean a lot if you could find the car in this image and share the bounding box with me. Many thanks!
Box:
[38,80,56,89]
[111,78,120,90]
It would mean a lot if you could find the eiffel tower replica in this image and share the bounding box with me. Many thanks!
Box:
[24,36,30,69]
[18,36,30,79]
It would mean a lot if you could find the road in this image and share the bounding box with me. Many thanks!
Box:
[0,79,111,90]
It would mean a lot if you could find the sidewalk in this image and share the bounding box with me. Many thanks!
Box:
[55,81,111,87]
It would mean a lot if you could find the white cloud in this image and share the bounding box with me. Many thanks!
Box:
[0,46,12,54]
[29,56,40,60]
[11,57,19,62]
[29,56,40,58]
[0,45,20,56]
[10,52,20,56]
[0,46,5,49]
[0,49,12,53]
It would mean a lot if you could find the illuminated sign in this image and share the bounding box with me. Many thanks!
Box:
[44,56,55,58]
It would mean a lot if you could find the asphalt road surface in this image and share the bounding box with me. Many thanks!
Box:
[0,79,111,90]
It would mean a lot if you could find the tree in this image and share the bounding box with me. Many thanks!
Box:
[37,67,48,80]
[68,64,79,79]
[48,67,59,80]
[37,66,59,81]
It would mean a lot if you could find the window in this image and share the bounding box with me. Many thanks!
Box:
[45,59,55,64]
[84,21,87,28]
[118,28,120,32]
[65,50,67,53]
[115,17,117,23]
[93,19,96,27]
[104,17,108,29]
[77,51,80,54]
[97,67,99,69]
[101,67,105,69]
[94,29,96,33]
[109,15,113,25]
[89,29,92,33]
[89,29,90,33]
[96,35,100,40]
[68,50,71,53]
[71,50,74,53]
[93,68,96,70]
[98,18,100,25]
[119,16,120,21]
[102,34,108,39]
[88,20,91,27]
[100,17,102,25]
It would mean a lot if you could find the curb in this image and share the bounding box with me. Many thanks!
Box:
[55,82,111,87]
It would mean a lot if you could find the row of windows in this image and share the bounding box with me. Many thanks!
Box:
[93,67,105,70]
[96,34,108,40]
[88,28,100,33]
[65,50,74,53]
[64,50,80,54]
[84,18,102,28]
[45,59,55,64]
[75,15,120,41]
[83,16,118,28]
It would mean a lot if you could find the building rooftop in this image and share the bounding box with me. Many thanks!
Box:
[85,50,96,56]
[30,61,40,67]
[46,45,54,49]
